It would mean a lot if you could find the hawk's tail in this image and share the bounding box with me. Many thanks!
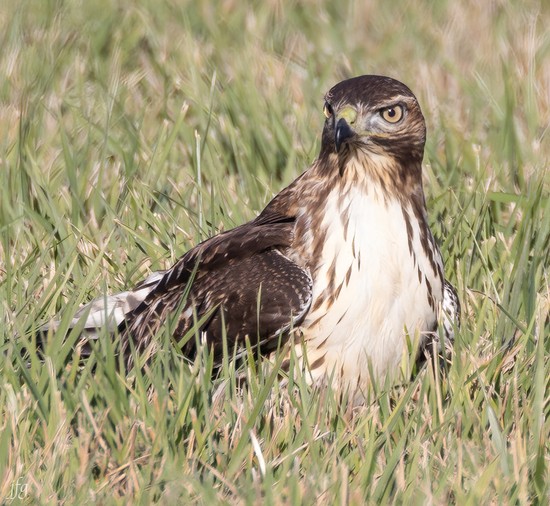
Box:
[37,271,166,357]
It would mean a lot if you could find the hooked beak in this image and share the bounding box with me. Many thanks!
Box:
[335,117,355,152]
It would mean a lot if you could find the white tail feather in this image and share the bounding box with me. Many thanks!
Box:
[40,270,166,339]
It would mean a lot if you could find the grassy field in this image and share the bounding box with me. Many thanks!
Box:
[1,0,549,503]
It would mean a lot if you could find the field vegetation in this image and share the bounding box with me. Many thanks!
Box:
[0,0,548,503]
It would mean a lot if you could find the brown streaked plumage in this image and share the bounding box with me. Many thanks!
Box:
[41,75,460,398]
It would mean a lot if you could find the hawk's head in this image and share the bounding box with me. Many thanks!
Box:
[320,75,426,166]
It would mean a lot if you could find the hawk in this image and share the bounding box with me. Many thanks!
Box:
[42,75,460,396]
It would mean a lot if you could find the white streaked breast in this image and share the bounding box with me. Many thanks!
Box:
[297,183,443,392]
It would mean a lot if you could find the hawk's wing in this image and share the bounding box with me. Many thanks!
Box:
[121,212,313,365]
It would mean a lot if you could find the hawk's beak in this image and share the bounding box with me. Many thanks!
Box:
[335,117,355,153]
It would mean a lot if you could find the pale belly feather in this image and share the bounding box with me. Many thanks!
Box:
[296,185,443,393]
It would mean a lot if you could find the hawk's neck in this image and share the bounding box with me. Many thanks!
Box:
[289,151,438,276]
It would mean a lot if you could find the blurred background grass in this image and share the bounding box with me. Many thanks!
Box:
[0,0,548,503]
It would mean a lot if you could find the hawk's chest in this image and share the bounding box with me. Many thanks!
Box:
[295,184,443,384]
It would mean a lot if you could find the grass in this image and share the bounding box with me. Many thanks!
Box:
[1,0,549,503]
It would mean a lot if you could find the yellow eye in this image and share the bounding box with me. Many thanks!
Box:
[380,105,404,123]
[323,102,333,118]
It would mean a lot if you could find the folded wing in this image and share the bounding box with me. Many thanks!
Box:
[122,215,312,366]
[41,211,313,368]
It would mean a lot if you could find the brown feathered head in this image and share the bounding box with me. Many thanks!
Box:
[320,75,427,165]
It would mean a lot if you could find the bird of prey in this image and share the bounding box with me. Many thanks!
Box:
[42,75,460,396]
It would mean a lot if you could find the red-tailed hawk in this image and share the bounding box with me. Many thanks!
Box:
[42,75,460,396]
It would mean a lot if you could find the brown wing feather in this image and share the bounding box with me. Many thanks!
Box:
[181,249,311,358]
[121,213,312,367]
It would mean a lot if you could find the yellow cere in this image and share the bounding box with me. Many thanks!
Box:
[337,106,358,125]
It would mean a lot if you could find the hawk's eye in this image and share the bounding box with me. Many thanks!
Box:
[380,105,404,124]
[323,102,333,118]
